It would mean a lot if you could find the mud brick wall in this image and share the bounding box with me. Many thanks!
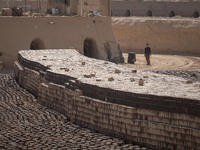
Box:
[14,62,200,150]
[14,61,46,97]
[111,1,200,17]
[0,17,121,68]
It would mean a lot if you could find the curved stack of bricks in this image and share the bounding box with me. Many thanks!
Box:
[15,49,200,150]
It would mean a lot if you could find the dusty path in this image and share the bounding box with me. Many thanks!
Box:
[123,53,200,71]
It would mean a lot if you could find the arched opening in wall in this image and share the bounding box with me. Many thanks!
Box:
[30,38,45,50]
[169,11,175,17]
[65,0,70,6]
[192,11,199,18]
[147,10,153,17]
[125,9,131,17]
[83,38,98,58]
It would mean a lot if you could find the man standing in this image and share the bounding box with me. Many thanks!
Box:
[144,43,151,65]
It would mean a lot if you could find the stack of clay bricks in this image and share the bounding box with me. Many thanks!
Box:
[1,74,148,150]
[14,52,200,150]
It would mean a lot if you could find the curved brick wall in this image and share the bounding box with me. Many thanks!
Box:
[15,50,200,150]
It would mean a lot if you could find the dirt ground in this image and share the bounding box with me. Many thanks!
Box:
[123,53,200,71]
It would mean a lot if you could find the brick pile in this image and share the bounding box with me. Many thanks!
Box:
[14,49,200,150]
[0,74,147,150]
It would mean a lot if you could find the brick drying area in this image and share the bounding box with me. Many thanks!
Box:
[0,73,148,150]
[13,49,200,150]
[17,49,200,100]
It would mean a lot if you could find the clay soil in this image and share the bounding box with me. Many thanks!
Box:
[123,53,200,82]
[123,53,200,71]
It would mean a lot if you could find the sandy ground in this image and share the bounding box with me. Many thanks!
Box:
[123,53,200,71]
[1,54,199,72]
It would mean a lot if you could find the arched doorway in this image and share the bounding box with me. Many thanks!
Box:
[70,0,79,15]
[169,11,175,17]
[30,38,45,50]
[147,10,153,17]
[83,38,98,58]
[192,11,199,18]
[125,9,131,17]
[65,0,70,6]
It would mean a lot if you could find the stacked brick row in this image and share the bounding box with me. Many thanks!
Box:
[16,50,200,117]
[15,53,200,150]
[79,83,200,117]
[37,82,200,149]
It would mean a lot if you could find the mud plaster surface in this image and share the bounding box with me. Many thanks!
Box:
[19,49,200,100]
[112,17,200,55]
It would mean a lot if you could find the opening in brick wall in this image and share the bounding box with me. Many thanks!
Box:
[83,38,98,59]
[125,9,131,17]
[169,11,175,17]
[193,11,199,18]
[147,10,153,17]
[30,38,45,50]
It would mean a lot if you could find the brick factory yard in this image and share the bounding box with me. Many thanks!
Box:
[1,50,200,150]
